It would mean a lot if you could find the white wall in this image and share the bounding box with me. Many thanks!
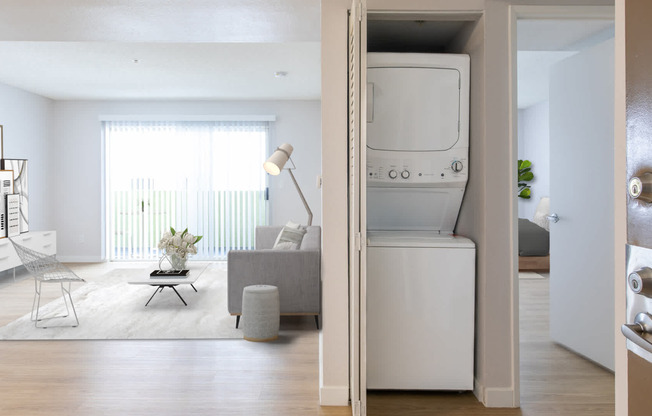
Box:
[52,100,321,261]
[0,82,54,232]
[518,101,550,220]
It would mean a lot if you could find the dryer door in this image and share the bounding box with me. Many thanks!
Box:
[367,66,460,152]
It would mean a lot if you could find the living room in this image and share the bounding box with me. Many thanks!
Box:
[0,1,343,414]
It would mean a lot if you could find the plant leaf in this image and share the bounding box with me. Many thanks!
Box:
[519,160,532,169]
[519,172,534,181]
[518,188,531,199]
[170,227,176,235]
[195,236,203,244]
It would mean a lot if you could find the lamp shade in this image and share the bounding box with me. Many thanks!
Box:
[263,143,294,175]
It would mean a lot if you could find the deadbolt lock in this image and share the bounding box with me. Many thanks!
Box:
[629,173,652,202]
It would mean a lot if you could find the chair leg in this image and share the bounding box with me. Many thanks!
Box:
[32,280,80,328]
[60,282,72,318]
[31,279,42,326]
[315,315,319,330]
[236,315,241,329]
[62,282,80,327]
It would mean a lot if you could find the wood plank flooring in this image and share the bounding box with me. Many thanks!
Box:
[0,264,349,416]
[0,267,615,415]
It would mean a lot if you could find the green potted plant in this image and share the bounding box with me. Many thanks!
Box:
[518,159,534,199]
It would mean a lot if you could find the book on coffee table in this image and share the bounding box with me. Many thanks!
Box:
[150,269,190,278]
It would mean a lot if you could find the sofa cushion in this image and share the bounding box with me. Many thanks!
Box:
[273,222,307,250]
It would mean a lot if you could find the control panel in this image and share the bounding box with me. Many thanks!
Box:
[367,148,468,186]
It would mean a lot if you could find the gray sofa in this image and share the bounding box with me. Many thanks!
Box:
[227,226,321,328]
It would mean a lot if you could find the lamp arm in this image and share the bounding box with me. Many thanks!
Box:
[287,169,313,226]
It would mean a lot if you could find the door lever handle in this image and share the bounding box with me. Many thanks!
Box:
[621,312,652,354]
[547,213,559,223]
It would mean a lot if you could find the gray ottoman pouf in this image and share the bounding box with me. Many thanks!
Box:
[242,285,280,342]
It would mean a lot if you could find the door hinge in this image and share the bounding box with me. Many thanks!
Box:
[355,232,362,251]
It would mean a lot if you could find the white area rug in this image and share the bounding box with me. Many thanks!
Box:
[0,263,243,340]
[519,271,546,279]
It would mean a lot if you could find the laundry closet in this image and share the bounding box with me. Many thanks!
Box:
[356,10,485,401]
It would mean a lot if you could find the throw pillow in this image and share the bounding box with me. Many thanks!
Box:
[273,221,307,250]
[532,196,550,231]
[284,220,306,231]
[274,241,298,250]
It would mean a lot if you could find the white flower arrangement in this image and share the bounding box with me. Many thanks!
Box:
[158,227,202,259]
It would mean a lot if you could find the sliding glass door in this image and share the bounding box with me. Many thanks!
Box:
[105,120,269,261]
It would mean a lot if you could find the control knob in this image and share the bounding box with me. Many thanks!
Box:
[451,160,464,173]
[401,170,410,179]
[388,169,398,179]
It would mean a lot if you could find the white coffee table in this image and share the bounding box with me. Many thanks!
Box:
[128,263,209,306]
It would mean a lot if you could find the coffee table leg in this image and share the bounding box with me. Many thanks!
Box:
[170,286,188,306]
[191,284,197,292]
[144,284,189,306]
[145,286,162,306]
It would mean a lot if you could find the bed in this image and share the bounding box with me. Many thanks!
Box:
[518,218,549,271]
[518,197,550,272]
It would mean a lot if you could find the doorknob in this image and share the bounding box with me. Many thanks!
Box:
[622,312,652,354]
[547,213,559,223]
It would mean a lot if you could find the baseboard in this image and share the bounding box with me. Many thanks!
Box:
[57,256,105,263]
[473,377,484,403]
[473,378,517,408]
[320,385,349,406]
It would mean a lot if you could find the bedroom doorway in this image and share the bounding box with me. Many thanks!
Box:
[513,5,616,412]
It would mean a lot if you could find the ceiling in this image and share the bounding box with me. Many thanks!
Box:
[0,3,614,104]
[517,19,614,109]
[0,0,321,100]
[0,42,320,100]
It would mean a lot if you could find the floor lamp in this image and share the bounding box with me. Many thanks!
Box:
[263,143,313,226]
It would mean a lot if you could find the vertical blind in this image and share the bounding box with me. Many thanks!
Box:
[105,120,269,261]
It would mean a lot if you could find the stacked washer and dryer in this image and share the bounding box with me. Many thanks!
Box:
[366,53,475,390]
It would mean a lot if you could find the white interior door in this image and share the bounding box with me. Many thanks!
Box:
[348,0,367,415]
[548,38,615,370]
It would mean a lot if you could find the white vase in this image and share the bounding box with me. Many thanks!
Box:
[169,254,187,270]
[159,253,187,271]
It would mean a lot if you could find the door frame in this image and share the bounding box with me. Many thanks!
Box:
[348,0,368,414]
[614,2,627,414]
[507,3,623,413]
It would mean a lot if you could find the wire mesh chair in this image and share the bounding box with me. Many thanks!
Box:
[9,238,86,328]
